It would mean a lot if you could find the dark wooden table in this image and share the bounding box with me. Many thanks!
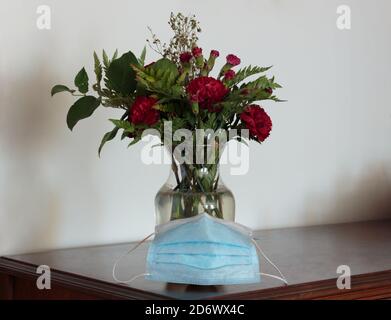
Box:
[1,220,391,300]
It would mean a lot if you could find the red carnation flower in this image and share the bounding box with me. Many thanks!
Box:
[210,50,220,58]
[226,54,241,66]
[129,96,159,126]
[179,52,192,63]
[192,47,203,58]
[186,76,228,112]
[224,69,236,80]
[240,105,272,142]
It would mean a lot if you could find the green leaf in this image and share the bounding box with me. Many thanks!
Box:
[103,96,134,108]
[74,67,89,94]
[51,84,75,96]
[102,50,110,68]
[153,103,175,112]
[227,65,271,87]
[106,51,139,95]
[150,58,179,83]
[204,113,217,129]
[269,96,286,102]
[112,49,118,61]
[139,46,146,66]
[109,119,135,133]
[93,52,102,83]
[132,58,181,98]
[128,136,141,147]
[244,75,270,90]
[98,126,119,156]
[171,118,188,132]
[121,130,129,140]
[66,96,100,130]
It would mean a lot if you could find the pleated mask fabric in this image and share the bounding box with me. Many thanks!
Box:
[146,213,261,285]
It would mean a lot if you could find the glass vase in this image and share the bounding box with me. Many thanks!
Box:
[154,143,235,225]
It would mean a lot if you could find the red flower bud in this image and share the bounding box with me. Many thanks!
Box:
[224,69,236,80]
[192,47,203,58]
[210,50,220,58]
[226,54,241,66]
[179,52,192,63]
[265,88,273,95]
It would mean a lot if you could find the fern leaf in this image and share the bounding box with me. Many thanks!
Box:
[226,65,271,87]
[102,50,110,69]
[93,51,102,83]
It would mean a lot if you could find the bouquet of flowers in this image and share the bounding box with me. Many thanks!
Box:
[51,13,282,221]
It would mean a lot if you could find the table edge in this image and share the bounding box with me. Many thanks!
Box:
[1,256,391,300]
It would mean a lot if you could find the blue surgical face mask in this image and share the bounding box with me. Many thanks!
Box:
[146,213,260,285]
[112,213,288,286]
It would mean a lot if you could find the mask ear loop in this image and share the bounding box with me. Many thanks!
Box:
[112,232,155,284]
[252,238,289,286]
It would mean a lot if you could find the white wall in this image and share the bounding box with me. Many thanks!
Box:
[1,0,391,255]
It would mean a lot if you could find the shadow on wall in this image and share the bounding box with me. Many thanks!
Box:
[0,59,61,255]
[304,163,391,225]
[0,56,103,255]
